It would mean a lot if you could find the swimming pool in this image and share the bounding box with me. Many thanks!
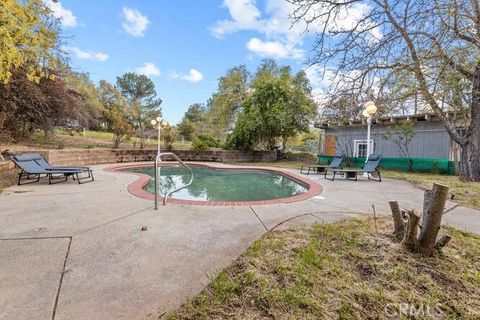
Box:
[111,163,321,205]
[123,165,307,201]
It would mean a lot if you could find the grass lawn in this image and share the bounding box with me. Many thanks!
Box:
[168,217,480,319]
[0,130,191,151]
[383,171,480,210]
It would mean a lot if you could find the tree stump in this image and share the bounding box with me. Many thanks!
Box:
[401,209,421,251]
[418,183,449,257]
[389,200,405,242]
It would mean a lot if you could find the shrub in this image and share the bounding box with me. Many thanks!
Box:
[162,124,177,150]
[191,139,210,150]
[191,134,223,150]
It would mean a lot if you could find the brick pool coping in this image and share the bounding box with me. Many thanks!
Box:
[105,162,322,206]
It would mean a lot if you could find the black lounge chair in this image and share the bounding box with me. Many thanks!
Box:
[324,154,382,182]
[28,153,91,172]
[300,154,344,175]
[11,154,94,185]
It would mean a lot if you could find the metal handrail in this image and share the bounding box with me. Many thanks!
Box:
[154,152,193,209]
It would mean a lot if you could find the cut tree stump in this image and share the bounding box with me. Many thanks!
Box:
[401,209,421,252]
[435,235,452,251]
[418,183,449,257]
[389,200,405,242]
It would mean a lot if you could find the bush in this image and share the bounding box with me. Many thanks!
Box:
[191,134,223,150]
[191,139,210,150]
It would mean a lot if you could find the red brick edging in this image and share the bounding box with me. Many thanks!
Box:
[105,162,322,206]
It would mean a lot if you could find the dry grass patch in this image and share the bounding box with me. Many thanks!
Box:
[168,218,480,319]
[384,171,480,210]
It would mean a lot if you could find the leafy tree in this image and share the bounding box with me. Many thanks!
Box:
[0,0,58,84]
[162,124,177,150]
[64,69,104,129]
[97,80,131,148]
[177,118,195,141]
[279,70,317,150]
[227,60,317,150]
[207,65,250,139]
[184,103,207,123]
[0,67,83,138]
[177,103,208,140]
[290,0,480,181]
[116,72,162,148]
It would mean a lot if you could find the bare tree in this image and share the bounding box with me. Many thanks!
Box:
[289,0,480,181]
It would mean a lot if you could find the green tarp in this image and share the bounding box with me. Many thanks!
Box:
[317,156,456,175]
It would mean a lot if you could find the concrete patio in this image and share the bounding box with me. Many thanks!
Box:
[1,162,479,320]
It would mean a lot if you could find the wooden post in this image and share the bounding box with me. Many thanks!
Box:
[401,209,421,251]
[418,183,449,257]
[389,201,405,242]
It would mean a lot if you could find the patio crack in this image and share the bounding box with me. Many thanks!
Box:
[51,236,72,320]
[0,235,72,320]
[249,206,268,231]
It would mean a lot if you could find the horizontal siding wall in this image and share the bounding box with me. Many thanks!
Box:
[326,121,451,159]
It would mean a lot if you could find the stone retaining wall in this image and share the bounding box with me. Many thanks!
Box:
[9,149,277,167]
[0,160,15,171]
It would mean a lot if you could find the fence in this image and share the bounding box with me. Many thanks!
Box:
[317,155,456,175]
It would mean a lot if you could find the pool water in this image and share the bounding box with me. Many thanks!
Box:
[124,165,308,202]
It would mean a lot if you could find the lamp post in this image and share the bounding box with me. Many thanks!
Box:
[150,116,167,155]
[362,101,378,163]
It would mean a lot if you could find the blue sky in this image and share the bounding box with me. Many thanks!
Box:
[46,0,373,124]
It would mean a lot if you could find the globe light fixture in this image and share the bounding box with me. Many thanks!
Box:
[362,101,377,165]
[151,116,165,154]
[365,101,378,115]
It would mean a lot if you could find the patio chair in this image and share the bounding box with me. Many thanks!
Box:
[324,154,382,182]
[27,153,91,172]
[300,154,344,175]
[11,154,94,185]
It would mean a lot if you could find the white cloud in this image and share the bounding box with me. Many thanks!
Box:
[303,65,336,104]
[170,69,204,83]
[211,0,381,60]
[211,0,262,38]
[62,46,108,61]
[246,37,304,59]
[43,0,77,28]
[122,7,150,37]
[304,65,335,89]
[135,62,161,77]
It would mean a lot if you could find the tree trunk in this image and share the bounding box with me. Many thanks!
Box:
[401,209,420,252]
[460,62,480,181]
[389,201,405,242]
[282,134,288,151]
[417,183,449,257]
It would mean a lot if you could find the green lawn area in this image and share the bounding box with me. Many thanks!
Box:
[22,130,191,150]
[383,171,480,210]
[168,218,480,319]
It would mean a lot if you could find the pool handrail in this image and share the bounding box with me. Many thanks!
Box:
[154,152,194,209]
